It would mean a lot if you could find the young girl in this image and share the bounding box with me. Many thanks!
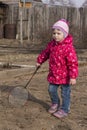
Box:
[36,19,78,118]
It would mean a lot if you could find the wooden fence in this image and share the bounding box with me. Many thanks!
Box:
[5,2,87,48]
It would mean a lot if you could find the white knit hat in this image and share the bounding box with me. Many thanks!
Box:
[52,19,69,38]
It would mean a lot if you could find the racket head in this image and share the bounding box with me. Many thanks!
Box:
[9,86,29,106]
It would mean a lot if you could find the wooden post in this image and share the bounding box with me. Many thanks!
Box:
[28,7,32,41]
[28,10,29,41]
[12,0,14,24]
[11,6,13,24]
[20,9,23,45]
[27,3,32,41]
[23,0,26,7]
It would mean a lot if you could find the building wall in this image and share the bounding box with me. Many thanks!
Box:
[1,2,87,48]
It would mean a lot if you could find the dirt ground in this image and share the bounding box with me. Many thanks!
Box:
[0,39,87,130]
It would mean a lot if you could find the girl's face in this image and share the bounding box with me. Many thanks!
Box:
[52,29,64,42]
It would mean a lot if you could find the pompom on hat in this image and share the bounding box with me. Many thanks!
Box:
[52,19,69,38]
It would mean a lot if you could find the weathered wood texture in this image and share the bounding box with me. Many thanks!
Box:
[6,2,87,48]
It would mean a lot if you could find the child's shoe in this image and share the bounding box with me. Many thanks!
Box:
[53,109,68,118]
[48,104,58,114]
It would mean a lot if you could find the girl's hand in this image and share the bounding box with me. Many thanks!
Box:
[70,78,76,85]
[36,63,41,68]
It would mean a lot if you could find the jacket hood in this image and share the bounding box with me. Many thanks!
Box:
[64,34,73,44]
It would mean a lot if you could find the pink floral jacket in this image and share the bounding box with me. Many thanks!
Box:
[37,35,78,84]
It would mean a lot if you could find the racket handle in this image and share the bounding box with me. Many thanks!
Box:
[24,66,40,88]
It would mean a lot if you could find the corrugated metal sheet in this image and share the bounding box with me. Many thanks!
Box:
[20,0,33,2]
[0,0,41,3]
[0,0,19,2]
[0,0,41,5]
[0,0,19,4]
